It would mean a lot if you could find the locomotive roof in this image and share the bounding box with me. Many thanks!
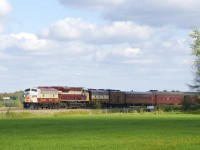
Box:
[51,86,70,92]
[38,87,58,91]
[89,89,109,93]
[69,87,85,91]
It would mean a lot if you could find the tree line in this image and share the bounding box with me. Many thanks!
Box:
[0,91,24,107]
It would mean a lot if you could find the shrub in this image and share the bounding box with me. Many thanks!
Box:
[93,101,102,109]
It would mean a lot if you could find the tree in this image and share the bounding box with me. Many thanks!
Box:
[190,28,200,91]
[187,28,200,111]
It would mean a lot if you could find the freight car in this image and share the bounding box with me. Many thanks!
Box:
[23,86,198,109]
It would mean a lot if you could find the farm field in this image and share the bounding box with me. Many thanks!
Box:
[0,113,200,150]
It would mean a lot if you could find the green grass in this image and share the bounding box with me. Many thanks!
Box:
[0,114,200,150]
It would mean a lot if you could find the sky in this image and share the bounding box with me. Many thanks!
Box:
[0,0,198,92]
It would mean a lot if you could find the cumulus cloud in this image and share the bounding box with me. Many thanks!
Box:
[0,32,96,57]
[94,45,141,62]
[1,17,190,65]
[0,12,193,91]
[41,18,96,41]
[41,18,154,43]
[58,0,200,28]
[0,33,49,54]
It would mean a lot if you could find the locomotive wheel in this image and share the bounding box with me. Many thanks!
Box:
[30,104,35,110]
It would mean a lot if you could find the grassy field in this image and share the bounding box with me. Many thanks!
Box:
[0,113,200,150]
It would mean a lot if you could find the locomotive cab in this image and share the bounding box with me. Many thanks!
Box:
[23,88,38,108]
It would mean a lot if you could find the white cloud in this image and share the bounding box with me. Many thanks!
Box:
[0,0,12,16]
[41,18,96,41]
[0,33,49,54]
[41,18,154,43]
[94,46,141,61]
[0,32,96,57]
[122,59,155,65]
[121,47,140,57]
[0,10,193,91]
[10,33,48,51]
[0,0,12,34]
[1,17,190,65]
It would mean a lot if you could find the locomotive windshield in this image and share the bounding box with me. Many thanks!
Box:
[31,89,37,92]
[25,88,37,92]
[25,89,30,92]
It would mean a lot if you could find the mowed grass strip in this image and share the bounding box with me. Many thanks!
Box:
[0,114,200,150]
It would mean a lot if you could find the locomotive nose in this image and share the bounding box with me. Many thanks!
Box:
[25,97,31,102]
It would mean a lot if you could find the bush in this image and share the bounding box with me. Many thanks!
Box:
[93,101,102,109]
[181,97,192,111]
[155,104,178,112]
[181,96,200,111]
[0,100,23,108]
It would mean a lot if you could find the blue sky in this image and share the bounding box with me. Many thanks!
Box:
[9,0,102,33]
[0,0,198,92]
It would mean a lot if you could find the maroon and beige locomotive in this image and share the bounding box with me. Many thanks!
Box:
[23,86,197,109]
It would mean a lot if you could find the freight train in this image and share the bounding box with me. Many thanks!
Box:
[23,86,198,109]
